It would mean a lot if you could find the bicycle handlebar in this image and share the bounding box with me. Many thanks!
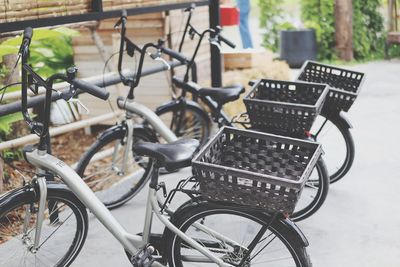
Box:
[161,47,188,64]
[19,27,110,150]
[218,33,235,48]
[23,27,33,41]
[71,79,109,100]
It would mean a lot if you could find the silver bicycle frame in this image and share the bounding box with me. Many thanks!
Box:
[26,149,232,267]
[117,97,177,143]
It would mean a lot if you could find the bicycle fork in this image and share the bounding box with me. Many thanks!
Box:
[112,119,135,175]
[22,174,47,253]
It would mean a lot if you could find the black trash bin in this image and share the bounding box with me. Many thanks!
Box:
[279,29,317,68]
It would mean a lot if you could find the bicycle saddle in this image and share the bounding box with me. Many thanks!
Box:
[133,139,199,172]
[198,84,245,106]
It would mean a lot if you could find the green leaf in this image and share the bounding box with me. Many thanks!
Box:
[0,45,19,63]
[0,113,23,135]
[2,29,64,46]
[53,27,80,37]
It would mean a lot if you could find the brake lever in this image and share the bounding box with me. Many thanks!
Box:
[59,84,90,114]
[148,52,171,70]
[209,37,222,50]
[69,98,90,114]
[155,57,171,70]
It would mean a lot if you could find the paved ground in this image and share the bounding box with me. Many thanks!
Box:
[69,59,400,267]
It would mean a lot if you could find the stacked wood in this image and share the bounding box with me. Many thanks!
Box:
[102,0,206,11]
[0,0,206,23]
[223,49,274,71]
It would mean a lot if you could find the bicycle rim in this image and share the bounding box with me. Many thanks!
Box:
[311,115,353,181]
[167,207,308,267]
[80,132,152,208]
[0,192,86,266]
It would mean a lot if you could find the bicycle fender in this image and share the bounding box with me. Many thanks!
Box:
[0,182,79,211]
[155,99,180,114]
[280,218,309,247]
[96,124,158,143]
[337,111,353,129]
[96,124,127,142]
[0,184,36,211]
[155,100,211,124]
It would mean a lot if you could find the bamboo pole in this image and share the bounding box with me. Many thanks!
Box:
[1,53,19,193]
[0,111,122,151]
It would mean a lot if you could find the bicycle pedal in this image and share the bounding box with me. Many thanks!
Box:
[130,245,155,267]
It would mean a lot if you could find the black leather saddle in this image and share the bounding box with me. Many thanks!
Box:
[133,139,199,172]
[198,84,245,106]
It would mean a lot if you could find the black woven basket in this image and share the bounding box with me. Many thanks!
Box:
[297,61,365,114]
[192,127,323,214]
[243,79,328,137]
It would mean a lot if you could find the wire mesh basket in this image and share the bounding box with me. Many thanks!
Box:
[243,79,328,137]
[192,127,323,214]
[297,60,365,114]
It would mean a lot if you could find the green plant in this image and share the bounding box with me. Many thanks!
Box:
[301,0,391,60]
[0,27,79,78]
[258,0,285,52]
[0,27,79,138]
[301,0,336,60]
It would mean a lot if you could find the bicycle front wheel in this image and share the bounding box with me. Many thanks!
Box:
[156,102,210,146]
[0,183,88,267]
[164,202,311,267]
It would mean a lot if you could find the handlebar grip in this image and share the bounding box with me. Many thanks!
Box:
[72,79,110,100]
[219,34,235,48]
[23,27,33,41]
[162,47,188,63]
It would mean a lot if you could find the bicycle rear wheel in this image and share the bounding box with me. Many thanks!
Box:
[291,158,329,222]
[164,202,311,267]
[310,115,355,183]
[0,183,88,267]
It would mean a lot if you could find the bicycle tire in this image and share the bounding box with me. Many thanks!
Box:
[76,127,156,209]
[0,183,88,267]
[291,158,329,222]
[155,102,211,146]
[163,201,312,267]
[312,115,355,183]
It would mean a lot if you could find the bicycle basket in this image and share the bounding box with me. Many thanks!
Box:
[297,61,365,114]
[243,79,328,137]
[192,127,323,214]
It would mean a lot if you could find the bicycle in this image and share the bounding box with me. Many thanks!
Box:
[74,9,240,209]
[155,6,364,185]
[76,10,328,222]
[75,10,185,209]
[152,9,329,222]
[0,27,312,267]
[297,61,364,183]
